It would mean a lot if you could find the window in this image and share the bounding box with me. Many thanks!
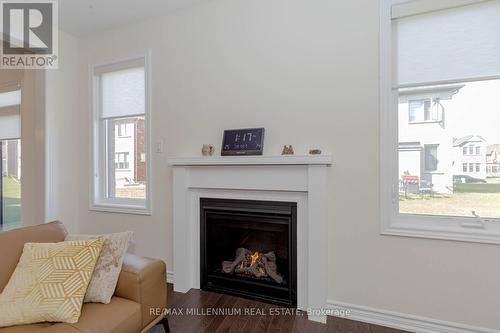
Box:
[0,87,21,230]
[381,0,500,244]
[424,145,438,171]
[117,122,129,137]
[91,55,151,214]
[115,152,130,170]
[408,98,439,122]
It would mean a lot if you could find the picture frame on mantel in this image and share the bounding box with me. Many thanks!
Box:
[221,128,265,156]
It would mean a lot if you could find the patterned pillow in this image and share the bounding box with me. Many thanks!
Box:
[0,238,104,327]
[65,231,132,304]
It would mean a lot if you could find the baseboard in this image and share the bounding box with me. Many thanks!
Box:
[327,300,498,333]
[167,270,174,284]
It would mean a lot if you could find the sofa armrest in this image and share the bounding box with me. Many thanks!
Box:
[115,253,167,328]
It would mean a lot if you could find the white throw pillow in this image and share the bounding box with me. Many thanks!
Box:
[65,231,132,304]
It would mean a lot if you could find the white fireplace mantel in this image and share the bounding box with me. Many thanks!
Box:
[169,154,333,166]
[170,155,332,323]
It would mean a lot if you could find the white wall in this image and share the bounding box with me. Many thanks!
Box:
[45,30,80,232]
[49,0,500,330]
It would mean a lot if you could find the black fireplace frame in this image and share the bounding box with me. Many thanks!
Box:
[200,198,297,307]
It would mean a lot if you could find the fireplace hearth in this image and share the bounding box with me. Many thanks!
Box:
[200,198,297,307]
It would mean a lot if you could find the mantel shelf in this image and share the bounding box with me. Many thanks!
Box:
[168,154,333,166]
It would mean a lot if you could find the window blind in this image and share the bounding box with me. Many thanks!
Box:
[394,0,500,87]
[100,66,145,119]
[0,90,21,140]
[391,0,489,19]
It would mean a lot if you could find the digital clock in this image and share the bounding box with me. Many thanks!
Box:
[221,128,265,156]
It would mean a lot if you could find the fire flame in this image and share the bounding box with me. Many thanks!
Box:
[250,252,260,266]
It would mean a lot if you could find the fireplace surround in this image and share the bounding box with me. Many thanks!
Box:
[200,198,297,306]
[171,155,332,322]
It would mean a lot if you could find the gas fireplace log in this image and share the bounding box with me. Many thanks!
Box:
[262,252,276,262]
[222,248,283,284]
[261,256,283,284]
[222,248,250,274]
[234,264,265,278]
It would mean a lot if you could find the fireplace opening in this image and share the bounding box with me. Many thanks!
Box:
[200,198,297,307]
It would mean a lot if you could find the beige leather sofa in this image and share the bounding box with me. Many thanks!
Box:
[0,222,169,333]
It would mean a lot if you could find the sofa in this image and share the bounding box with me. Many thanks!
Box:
[0,222,169,333]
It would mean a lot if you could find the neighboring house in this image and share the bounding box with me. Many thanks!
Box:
[1,140,21,180]
[114,117,146,186]
[452,135,487,180]
[486,144,500,177]
[398,85,464,194]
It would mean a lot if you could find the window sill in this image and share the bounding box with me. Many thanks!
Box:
[382,218,500,245]
[408,120,441,125]
[90,202,151,216]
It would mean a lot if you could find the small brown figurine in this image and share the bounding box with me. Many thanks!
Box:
[309,149,322,155]
[282,145,294,155]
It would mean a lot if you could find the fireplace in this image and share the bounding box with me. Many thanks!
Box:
[200,198,297,307]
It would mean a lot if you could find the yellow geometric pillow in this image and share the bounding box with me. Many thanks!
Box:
[0,238,104,328]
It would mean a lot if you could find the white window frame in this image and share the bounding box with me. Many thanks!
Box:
[380,0,500,244]
[90,52,152,215]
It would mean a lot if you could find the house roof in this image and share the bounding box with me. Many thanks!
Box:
[487,144,500,155]
[453,135,486,147]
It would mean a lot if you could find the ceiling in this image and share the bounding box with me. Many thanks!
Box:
[59,0,206,36]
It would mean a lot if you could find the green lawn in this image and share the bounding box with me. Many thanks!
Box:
[400,192,500,218]
[2,176,21,230]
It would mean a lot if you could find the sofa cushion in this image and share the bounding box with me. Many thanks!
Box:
[0,239,104,328]
[0,298,141,333]
[66,231,133,304]
[69,297,142,333]
[0,222,67,293]
[0,323,80,333]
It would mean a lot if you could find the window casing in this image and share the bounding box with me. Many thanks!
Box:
[91,54,151,214]
[380,0,500,244]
